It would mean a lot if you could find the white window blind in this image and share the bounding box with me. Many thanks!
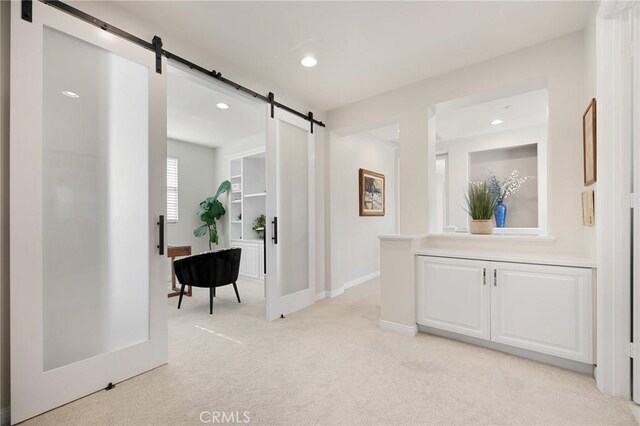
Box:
[167,157,179,223]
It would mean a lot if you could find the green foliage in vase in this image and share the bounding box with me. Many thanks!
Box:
[464,181,498,220]
[193,180,231,250]
[487,169,534,202]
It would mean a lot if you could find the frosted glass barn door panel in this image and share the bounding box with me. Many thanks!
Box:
[266,108,315,320]
[42,27,150,371]
[10,2,167,423]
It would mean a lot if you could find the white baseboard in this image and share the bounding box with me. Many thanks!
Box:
[328,287,344,298]
[343,271,380,290]
[1,406,10,426]
[316,272,380,301]
[379,320,418,337]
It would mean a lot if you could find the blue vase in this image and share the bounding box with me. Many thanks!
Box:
[495,200,507,228]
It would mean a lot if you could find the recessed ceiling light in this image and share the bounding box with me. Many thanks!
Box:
[490,119,503,125]
[61,90,79,98]
[300,56,317,68]
[216,102,230,110]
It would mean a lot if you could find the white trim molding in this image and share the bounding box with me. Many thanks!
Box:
[378,234,427,242]
[343,271,380,290]
[327,287,344,298]
[595,0,637,398]
[320,272,381,300]
[380,320,418,337]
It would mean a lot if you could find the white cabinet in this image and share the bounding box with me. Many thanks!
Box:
[417,256,593,363]
[491,262,592,363]
[417,257,490,340]
[241,243,261,280]
[231,239,264,281]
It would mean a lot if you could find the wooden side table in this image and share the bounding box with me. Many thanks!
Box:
[167,245,192,298]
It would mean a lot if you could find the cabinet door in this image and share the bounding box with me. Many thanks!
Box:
[491,262,593,363]
[417,257,490,340]
[241,245,261,280]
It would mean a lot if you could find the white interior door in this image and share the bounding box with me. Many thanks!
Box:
[265,107,315,320]
[631,1,640,404]
[10,2,167,423]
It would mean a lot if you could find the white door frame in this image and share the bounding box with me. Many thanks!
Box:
[595,0,638,398]
[265,106,316,321]
[9,2,167,422]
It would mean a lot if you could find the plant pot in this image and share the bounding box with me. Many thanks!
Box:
[469,219,493,235]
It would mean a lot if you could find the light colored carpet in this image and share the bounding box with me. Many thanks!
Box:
[25,278,638,425]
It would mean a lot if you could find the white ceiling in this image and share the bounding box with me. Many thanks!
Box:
[106,1,594,112]
[167,66,264,147]
[436,88,548,141]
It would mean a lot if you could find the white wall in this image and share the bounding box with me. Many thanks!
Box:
[438,125,545,230]
[328,31,593,257]
[166,139,217,254]
[330,133,398,291]
[583,6,597,261]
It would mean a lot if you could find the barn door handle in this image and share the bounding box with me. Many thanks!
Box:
[158,215,165,255]
[272,217,278,244]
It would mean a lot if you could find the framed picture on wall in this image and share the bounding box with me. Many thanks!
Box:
[583,98,597,185]
[582,189,595,226]
[359,168,385,216]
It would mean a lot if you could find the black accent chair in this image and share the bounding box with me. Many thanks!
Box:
[173,248,242,314]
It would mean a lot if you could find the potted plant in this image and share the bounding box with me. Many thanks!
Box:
[193,180,231,250]
[465,181,498,235]
[252,214,266,239]
[487,170,534,228]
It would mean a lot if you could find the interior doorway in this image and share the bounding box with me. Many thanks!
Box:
[329,121,400,293]
[165,63,268,319]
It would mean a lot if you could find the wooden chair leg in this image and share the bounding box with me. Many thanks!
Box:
[178,284,186,309]
[209,287,214,315]
[233,282,241,303]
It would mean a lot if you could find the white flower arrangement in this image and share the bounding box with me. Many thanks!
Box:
[487,170,534,202]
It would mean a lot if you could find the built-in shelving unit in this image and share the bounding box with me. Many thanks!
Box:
[244,192,266,198]
[227,148,266,281]
[227,148,266,243]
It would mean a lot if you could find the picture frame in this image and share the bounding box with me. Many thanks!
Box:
[582,98,597,186]
[359,168,385,216]
[582,189,595,226]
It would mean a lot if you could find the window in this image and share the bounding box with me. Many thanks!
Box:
[167,157,178,223]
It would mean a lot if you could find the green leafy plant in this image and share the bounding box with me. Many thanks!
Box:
[194,180,231,250]
[464,181,497,220]
[252,214,266,239]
